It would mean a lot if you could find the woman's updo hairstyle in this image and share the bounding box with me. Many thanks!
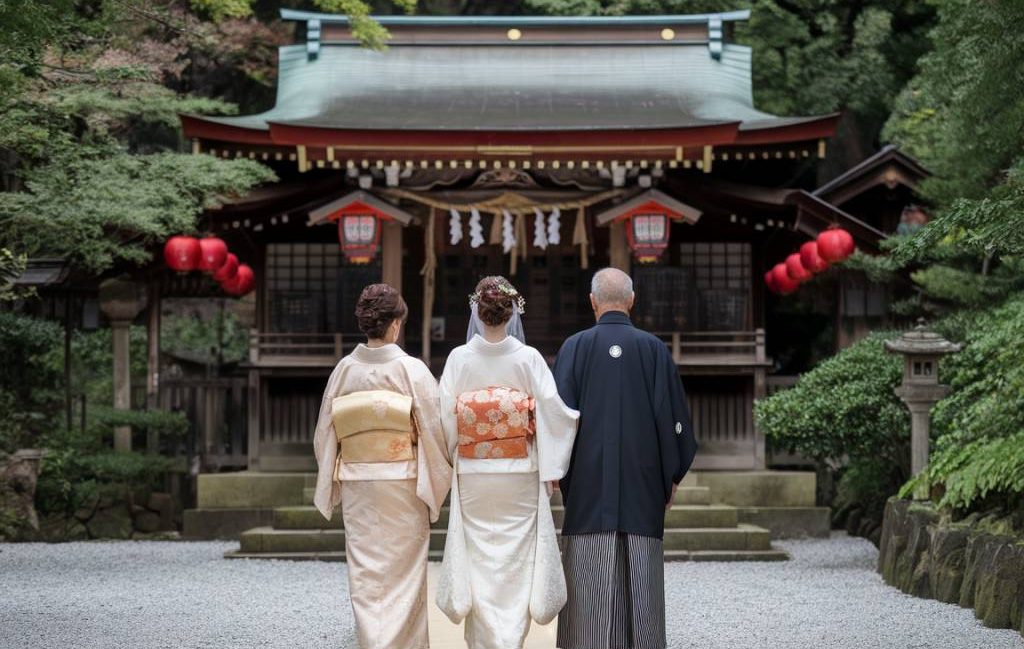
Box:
[472,276,524,327]
[355,283,408,339]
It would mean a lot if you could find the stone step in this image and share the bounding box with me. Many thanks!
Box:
[665,549,790,562]
[223,548,788,562]
[239,527,451,554]
[225,550,446,562]
[297,483,711,507]
[237,522,771,555]
[662,525,772,552]
[273,504,738,531]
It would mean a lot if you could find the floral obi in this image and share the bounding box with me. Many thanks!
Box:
[455,386,535,460]
[331,390,416,463]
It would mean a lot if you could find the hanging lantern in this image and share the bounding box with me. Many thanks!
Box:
[222,263,254,296]
[817,228,855,263]
[627,213,671,263]
[338,215,380,264]
[799,241,830,273]
[764,270,779,294]
[786,253,812,283]
[212,253,239,283]
[772,262,799,294]
[198,237,229,273]
[163,236,201,272]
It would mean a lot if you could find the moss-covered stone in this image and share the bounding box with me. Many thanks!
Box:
[879,498,1024,638]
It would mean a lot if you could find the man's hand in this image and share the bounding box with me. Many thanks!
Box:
[666,482,678,510]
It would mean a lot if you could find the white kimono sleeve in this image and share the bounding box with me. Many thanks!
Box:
[312,361,346,520]
[405,358,453,523]
[529,349,579,482]
[438,352,462,458]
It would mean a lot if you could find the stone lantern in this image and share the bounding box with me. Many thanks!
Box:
[99,276,148,453]
[884,321,961,499]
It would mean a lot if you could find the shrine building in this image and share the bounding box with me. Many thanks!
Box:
[177,9,896,474]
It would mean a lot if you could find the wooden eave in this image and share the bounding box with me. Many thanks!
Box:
[813,144,930,206]
[593,189,702,226]
[307,190,416,226]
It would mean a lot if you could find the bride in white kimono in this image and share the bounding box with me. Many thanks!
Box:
[437,276,579,649]
[313,283,452,649]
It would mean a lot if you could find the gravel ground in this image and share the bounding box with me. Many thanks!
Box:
[1,533,1021,649]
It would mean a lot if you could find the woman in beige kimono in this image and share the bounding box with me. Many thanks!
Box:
[313,283,452,649]
[436,276,579,649]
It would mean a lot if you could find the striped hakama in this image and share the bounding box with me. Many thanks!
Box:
[556,532,666,649]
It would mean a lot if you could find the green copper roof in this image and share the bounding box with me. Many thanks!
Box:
[188,11,830,134]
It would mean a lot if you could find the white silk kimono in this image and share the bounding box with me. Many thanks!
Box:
[313,343,452,649]
[436,335,579,649]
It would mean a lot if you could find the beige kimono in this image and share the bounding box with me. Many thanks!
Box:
[313,343,452,649]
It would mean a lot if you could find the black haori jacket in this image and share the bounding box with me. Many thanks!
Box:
[553,311,698,539]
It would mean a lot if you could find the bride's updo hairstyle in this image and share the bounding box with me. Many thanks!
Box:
[355,283,408,339]
[473,276,524,326]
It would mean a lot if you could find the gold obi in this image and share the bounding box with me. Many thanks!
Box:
[331,390,416,463]
[455,386,535,460]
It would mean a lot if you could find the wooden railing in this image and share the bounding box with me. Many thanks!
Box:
[652,329,767,367]
[248,330,363,366]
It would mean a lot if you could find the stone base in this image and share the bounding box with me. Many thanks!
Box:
[737,506,831,539]
[694,471,816,507]
[183,508,276,540]
[878,498,1024,638]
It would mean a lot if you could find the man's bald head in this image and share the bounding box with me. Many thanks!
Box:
[590,268,635,318]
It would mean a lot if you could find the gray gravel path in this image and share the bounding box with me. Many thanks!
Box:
[1,533,1021,649]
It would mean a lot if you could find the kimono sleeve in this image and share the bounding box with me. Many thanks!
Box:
[312,361,345,520]
[656,344,697,490]
[529,349,580,483]
[552,335,580,410]
[406,359,453,524]
[438,353,461,457]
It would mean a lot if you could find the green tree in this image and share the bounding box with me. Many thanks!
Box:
[522,0,936,171]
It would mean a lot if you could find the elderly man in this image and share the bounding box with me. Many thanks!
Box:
[553,267,698,649]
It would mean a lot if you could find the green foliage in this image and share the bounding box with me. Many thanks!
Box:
[892,298,1024,510]
[754,331,909,470]
[0,248,34,302]
[903,431,1024,510]
[0,152,273,273]
[35,448,174,516]
[835,457,906,522]
[190,0,255,22]
[525,0,936,155]
[0,312,63,452]
[162,307,249,364]
[90,406,189,439]
[884,0,1024,207]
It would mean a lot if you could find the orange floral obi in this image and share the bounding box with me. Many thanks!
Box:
[331,390,416,463]
[456,386,535,460]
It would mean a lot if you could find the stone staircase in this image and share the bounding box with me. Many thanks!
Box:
[224,477,789,562]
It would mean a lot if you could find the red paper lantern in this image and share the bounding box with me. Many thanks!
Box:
[764,270,779,294]
[163,236,201,272]
[772,263,800,294]
[212,253,239,283]
[786,253,812,283]
[339,215,380,264]
[627,213,671,263]
[799,241,830,273]
[222,263,254,296]
[198,237,229,273]
[817,228,855,263]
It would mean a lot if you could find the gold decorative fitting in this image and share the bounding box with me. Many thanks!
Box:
[660,28,675,41]
[507,28,522,41]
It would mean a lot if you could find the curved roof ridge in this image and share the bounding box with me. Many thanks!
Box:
[278,9,751,26]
